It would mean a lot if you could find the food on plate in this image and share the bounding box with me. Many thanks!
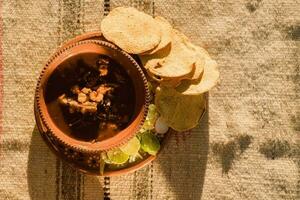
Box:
[189,60,204,80]
[101,7,161,54]
[119,136,141,156]
[158,65,195,87]
[176,57,220,95]
[155,86,206,131]
[141,104,159,131]
[142,16,172,55]
[99,104,162,174]
[139,131,161,155]
[184,43,209,80]
[44,6,220,175]
[107,148,130,164]
[160,78,183,87]
[97,6,219,174]
[140,30,196,78]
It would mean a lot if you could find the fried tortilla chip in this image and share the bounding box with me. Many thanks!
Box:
[159,64,196,87]
[140,29,196,78]
[142,16,172,55]
[145,44,207,87]
[146,64,195,87]
[176,57,220,95]
[186,42,209,57]
[101,7,161,54]
[190,59,204,80]
[140,43,172,70]
[188,45,209,80]
[160,78,182,87]
[155,86,206,131]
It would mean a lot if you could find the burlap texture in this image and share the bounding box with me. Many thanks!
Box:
[0,0,299,199]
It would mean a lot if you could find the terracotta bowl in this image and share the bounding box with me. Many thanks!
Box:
[35,38,150,153]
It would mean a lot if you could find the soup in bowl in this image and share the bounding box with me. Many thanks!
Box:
[35,40,149,152]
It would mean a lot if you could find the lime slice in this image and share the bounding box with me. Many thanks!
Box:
[106,148,129,164]
[142,104,159,130]
[120,136,141,156]
[140,131,160,155]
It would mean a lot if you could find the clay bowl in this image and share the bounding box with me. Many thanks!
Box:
[35,39,150,153]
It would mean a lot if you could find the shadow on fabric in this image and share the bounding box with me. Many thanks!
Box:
[157,95,209,199]
[27,126,104,200]
[27,126,58,200]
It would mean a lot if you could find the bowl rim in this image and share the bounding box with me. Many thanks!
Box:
[35,39,150,153]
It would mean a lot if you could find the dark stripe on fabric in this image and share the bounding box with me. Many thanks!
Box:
[102,0,110,198]
[61,163,80,200]
[103,177,111,200]
[149,163,154,200]
[133,165,151,199]
[152,0,155,17]
[81,175,85,200]
[56,0,84,199]
[56,159,61,200]
[104,0,110,16]
[77,173,82,200]
[129,0,154,14]
[60,0,84,42]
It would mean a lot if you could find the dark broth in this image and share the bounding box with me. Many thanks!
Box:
[45,53,135,142]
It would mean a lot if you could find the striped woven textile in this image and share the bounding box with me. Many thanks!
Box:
[0,0,299,199]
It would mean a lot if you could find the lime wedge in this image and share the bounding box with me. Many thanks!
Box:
[142,104,159,130]
[120,136,141,156]
[106,148,129,164]
[140,131,160,155]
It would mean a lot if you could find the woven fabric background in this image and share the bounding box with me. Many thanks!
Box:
[0,0,299,199]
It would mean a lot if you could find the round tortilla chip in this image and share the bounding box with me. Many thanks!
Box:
[177,41,208,80]
[140,29,196,78]
[146,44,207,85]
[101,7,161,54]
[160,78,182,87]
[155,86,206,131]
[140,43,171,70]
[189,45,208,80]
[142,16,172,55]
[146,70,164,82]
[146,64,195,87]
[159,63,196,87]
[190,59,204,80]
[176,56,220,95]
[186,42,209,57]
